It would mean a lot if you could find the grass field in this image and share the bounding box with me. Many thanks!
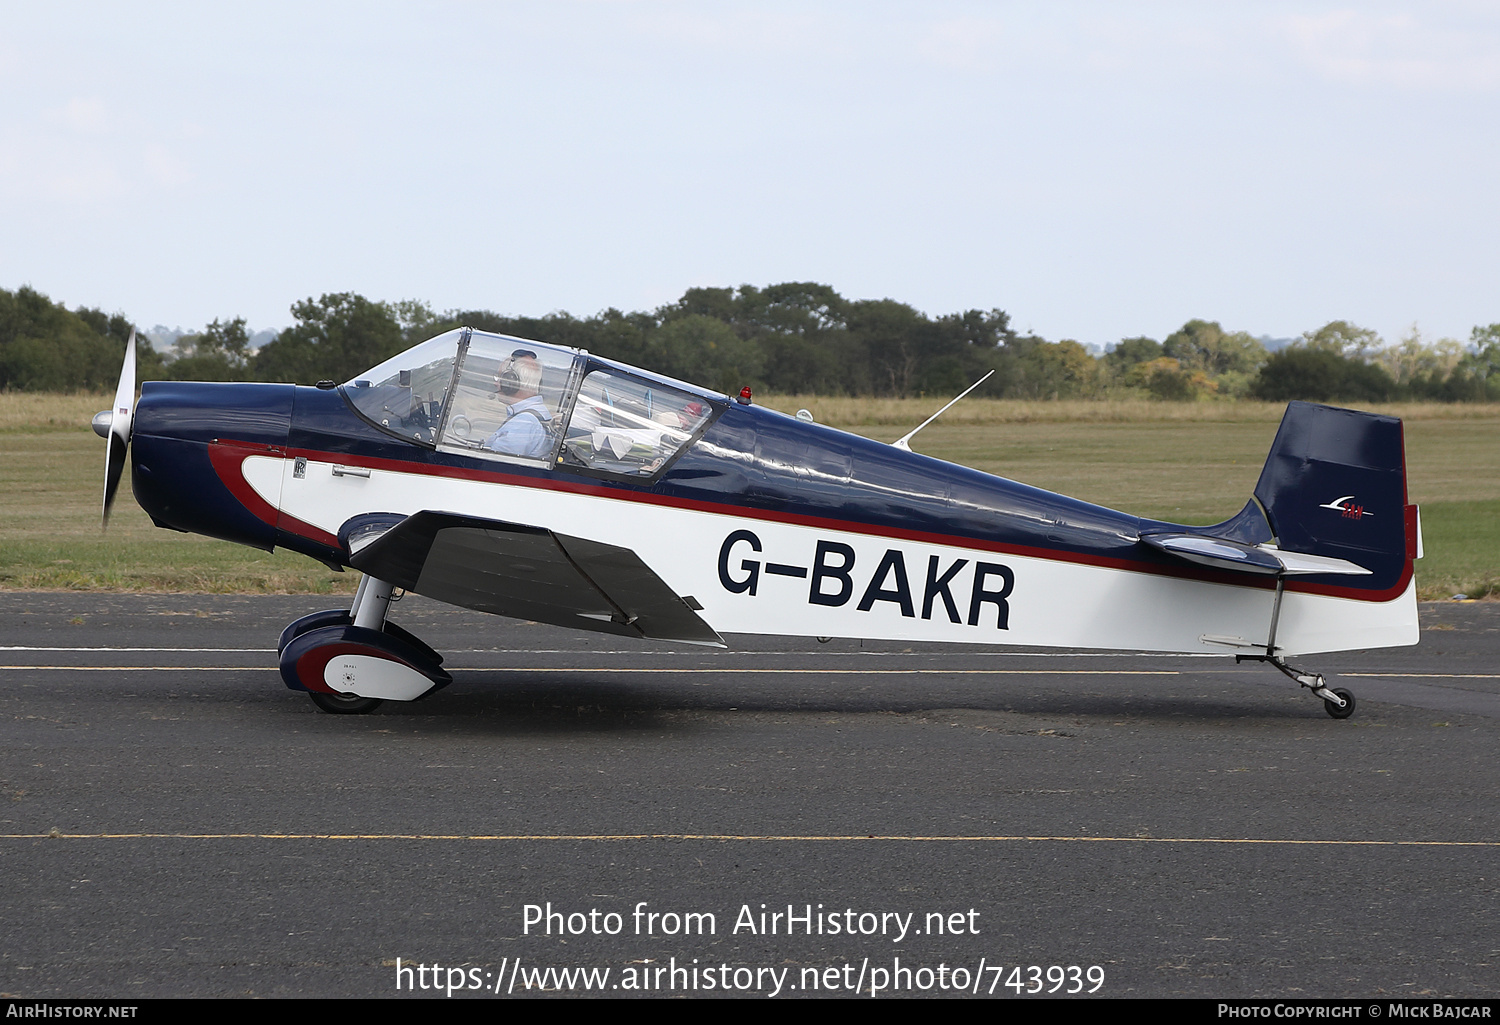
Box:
[3,392,1496,599]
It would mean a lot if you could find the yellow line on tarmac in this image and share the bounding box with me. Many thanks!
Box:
[1339,673,1500,679]
[3,832,1496,846]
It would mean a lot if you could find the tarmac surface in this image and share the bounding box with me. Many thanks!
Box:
[1,592,1497,999]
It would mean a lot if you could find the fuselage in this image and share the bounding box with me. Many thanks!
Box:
[129,337,1417,658]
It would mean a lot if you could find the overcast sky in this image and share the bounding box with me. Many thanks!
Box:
[2,1,1497,349]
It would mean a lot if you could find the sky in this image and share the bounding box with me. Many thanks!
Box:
[2,1,1497,349]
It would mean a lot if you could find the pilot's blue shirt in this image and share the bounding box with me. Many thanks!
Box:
[484,395,553,458]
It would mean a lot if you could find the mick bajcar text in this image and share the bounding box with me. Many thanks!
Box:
[1219,1007,1491,1019]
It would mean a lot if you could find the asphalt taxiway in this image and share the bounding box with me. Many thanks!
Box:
[1,593,1497,998]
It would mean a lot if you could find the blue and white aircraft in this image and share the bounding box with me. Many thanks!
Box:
[97,327,1421,718]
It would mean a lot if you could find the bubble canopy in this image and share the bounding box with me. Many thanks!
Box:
[341,328,720,479]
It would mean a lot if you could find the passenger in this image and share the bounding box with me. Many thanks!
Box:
[675,400,706,432]
[484,350,552,458]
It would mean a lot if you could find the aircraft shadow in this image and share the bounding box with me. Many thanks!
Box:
[330,671,1319,732]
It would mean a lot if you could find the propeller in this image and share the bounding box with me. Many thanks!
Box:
[100,329,137,527]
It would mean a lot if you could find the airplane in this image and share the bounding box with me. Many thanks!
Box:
[95,326,1422,718]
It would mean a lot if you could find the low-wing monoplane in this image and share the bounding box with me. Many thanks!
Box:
[96,327,1421,718]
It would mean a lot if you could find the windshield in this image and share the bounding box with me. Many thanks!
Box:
[343,330,463,445]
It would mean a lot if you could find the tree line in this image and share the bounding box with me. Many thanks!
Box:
[2,283,1497,402]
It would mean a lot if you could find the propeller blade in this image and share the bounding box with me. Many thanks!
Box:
[102,330,138,527]
[103,431,128,527]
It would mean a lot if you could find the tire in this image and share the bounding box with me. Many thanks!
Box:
[308,691,384,715]
[1323,687,1356,720]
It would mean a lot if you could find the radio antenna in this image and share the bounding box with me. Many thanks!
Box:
[891,370,995,452]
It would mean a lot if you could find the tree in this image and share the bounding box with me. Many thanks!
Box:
[1162,320,1266,397]
[1252,348,1394,403]
[844,299,954,398]
[664,286,739,327]
[1373,325,1464,392]
[1163,320,1267,377]
[253,293,405,384]
[647,313,764,393]
[438,309,601,353]
[758,333,847,394]
[390,299,439,345]
[1466,323,1500,372]
[1010,339,1099,399]
[749,282,848,337]
[166,318,252,381]
[1444,324,1500,402]
[1126,356,1215,401]
[1104,336,1163,376]
[0,286,155,391]
[934,309,1014,349]
[1301,320,1382,360]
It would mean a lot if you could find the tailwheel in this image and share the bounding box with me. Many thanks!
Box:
[1323,687,1356,720]
[1240,654,1359,720]
[308,691,384,715]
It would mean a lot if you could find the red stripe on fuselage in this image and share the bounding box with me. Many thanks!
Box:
[210,439,1413,604]
[205,440,341,548]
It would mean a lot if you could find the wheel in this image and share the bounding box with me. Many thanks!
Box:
[281,625,450,710]
[1323,687,1356,720]
[308,691,384,715]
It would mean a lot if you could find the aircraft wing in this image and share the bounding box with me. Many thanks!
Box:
[345,511,725,646]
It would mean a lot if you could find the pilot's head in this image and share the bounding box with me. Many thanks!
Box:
[496,349,542,400]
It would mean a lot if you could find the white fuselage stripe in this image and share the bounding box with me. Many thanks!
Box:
[257,457,1419,657]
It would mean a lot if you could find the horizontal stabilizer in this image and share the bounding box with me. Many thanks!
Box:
[1263,546,1373,576]
[347,510,724,646]
[1142,533,1371,576]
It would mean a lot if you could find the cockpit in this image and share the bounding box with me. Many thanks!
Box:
[342,328,718,479]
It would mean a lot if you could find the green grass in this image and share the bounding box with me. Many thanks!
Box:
[0,397,353,593]
[2,392,1496,598]
[941,422,1499,599]
[1412,501,1500,600]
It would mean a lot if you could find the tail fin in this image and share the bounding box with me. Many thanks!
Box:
[1253,401,1417,593]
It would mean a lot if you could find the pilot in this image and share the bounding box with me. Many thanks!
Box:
[484,350,552,458]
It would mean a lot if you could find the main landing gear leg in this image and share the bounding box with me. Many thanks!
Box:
[1235,576,1356,719]
[351,575,394,631]
[277,575,450,715]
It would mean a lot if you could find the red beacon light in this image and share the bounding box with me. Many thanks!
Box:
[736,386,753,405]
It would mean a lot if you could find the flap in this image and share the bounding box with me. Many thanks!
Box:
[346,510,724,646]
